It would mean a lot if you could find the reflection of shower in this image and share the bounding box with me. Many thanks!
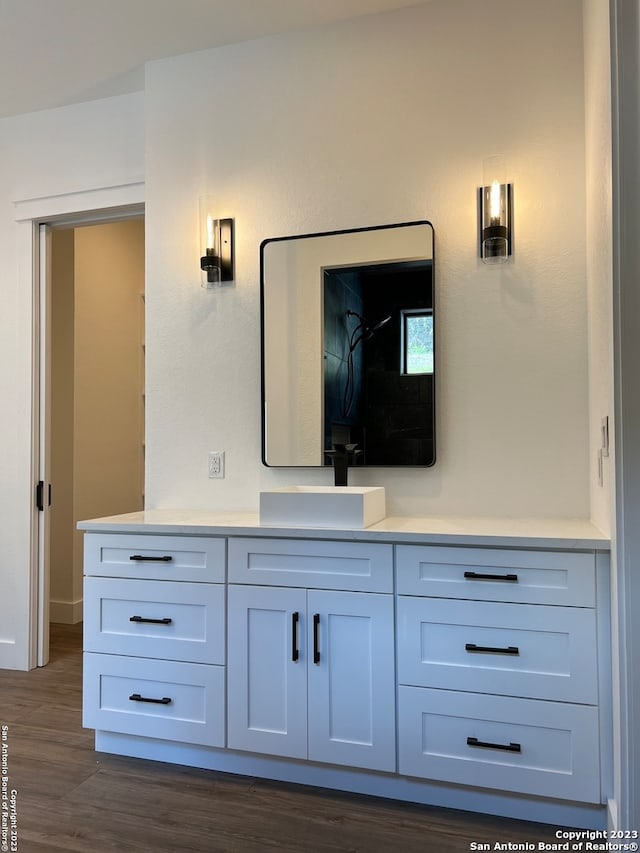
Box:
[347,310,392,337]
[342,310,392,418]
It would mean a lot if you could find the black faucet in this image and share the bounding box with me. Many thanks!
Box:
[324,443,362,487]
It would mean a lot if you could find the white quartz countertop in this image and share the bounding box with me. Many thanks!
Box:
[78,509,610,550]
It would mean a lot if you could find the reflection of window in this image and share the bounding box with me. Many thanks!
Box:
[402,310,433,375]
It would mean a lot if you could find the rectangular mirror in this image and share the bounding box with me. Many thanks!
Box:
[261,221,435,468]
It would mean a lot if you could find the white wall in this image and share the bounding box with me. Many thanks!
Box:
[144,0,590,518]
[0,0,596,669]
[50,229,76,619]
[583,0,620,825]
[49,221,146,625]
[584,0,614,535]
[0,93,144,668]
[73,221,146,585]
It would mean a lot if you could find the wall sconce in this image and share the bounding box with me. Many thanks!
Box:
[478,156,513,264]
[199,195,234,287]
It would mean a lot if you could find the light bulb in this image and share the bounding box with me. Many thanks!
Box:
[489,180,502,224]
[479,157,512,264]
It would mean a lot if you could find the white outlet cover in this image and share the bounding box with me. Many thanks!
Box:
[208,451,225,478]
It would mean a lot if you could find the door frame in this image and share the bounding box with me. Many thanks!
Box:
[35,223,52,666]
[610,0,640,829]
[14,180,144,670]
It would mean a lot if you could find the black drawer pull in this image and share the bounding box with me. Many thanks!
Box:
[464,571,518,582]
[129,554,173,562]
[129,693,172,705]
[292,611,300,662]
[130,616,173,625]
[313,613,320,664]
[465,643,519,655]
[467,736,521,753]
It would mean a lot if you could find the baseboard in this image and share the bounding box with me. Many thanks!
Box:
[95,731,608,830]
[50,598,83,624]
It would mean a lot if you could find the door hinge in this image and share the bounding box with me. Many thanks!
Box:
[36,481,51,511]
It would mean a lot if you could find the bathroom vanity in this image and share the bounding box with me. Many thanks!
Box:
[80,510,611,829]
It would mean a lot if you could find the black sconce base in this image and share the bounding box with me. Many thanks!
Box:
[478,184,513,263]
[200,218,235,283]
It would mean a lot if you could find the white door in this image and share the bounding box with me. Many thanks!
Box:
[35,214,146,667]
[35,223,53,667]
[227,585,307,758]
[307,590,396,771]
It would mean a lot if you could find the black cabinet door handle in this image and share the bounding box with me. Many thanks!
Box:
[464,571,518,582]
[467,736,521,753]
[129,616,173,625]
[129,554,173,562]
[292,611,300,662]
[129,693,172,705]
[313,613,320,664]
[465,643,520,655]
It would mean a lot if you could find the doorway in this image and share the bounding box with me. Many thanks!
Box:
[46,218,145,640]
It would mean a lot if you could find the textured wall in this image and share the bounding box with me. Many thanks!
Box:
[583,0,614,535]
[49,221,145,623]
[73,221,146,605]
[0,93,144,667]
[0,0,607,670]
[144,0,589,518]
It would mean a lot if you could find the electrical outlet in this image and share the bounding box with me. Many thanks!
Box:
[208,451,225,479]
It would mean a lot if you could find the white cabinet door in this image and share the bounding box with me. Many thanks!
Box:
[227,585,396,771]
[84,533,226,582]
[398,686,600,803]
[83,652,225,747]
[227,585,307,758]
[228,538,393,592]
[84,577,225,664]
[396,545,596,606]
[397,596,598,703]
[307,590,396,772]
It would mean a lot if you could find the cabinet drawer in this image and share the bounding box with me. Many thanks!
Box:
[84,533,225,582]
[396,545,595,606]
[398,686,600,803]
[397,597,597,703]
[228,538,393,592]
[83,653,225,747]
[84,578,225,664]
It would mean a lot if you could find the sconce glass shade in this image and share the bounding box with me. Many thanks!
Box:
[478,157,513,264]
[199,195,234,287]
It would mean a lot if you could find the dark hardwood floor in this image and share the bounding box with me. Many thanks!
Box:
[0,624,564,852]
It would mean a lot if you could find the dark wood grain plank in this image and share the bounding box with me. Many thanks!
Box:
[1,624,564,853]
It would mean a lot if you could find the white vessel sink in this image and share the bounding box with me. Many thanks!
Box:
[259,486,386,529]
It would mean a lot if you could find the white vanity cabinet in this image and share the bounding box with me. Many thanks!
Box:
[79,513,611,830]
[395,545,606,804]
[226,538,396,772]
[82,533,226,747]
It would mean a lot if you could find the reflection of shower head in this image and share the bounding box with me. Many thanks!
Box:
[346,310,392,339]
[370,314,391,333]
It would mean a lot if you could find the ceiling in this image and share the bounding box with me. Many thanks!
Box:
[0,0,430,119]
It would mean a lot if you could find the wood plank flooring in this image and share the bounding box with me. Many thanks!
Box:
[0,624,564,852]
